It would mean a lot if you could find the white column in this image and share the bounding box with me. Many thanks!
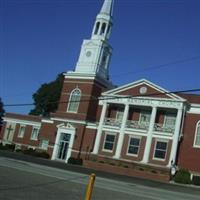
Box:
[113,104,129,159]
[167,108,183,167]
[92,102,108,154]
[51,131,61,160]
[142,106,157,163]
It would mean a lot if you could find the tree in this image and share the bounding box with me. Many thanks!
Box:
[0,97,5,127]
[29,73,64,117]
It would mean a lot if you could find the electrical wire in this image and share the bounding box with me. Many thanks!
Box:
[3,87,200,107]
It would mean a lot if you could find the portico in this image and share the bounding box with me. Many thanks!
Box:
[93,88,185,167]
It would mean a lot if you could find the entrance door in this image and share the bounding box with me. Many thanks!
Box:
[57,133,71,161]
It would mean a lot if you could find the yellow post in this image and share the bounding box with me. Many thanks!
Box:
[84,173,96,200]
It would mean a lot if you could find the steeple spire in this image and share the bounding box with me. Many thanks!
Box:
[100,0,114,16]
[91,0,114,41]
[71,0,114,83]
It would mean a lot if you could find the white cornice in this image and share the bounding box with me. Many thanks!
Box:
[187,103,200,114]
[3,117,41,127]
[51,117,87,125]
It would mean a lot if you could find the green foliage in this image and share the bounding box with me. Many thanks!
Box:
[22,148,50,159]
[174,169,192,184]
[0,143,15,151]
[68,157,83,165]
[0,98,5,126]
[192,175,200,186]
[29,73,64,117]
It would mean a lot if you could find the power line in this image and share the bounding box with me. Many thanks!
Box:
[1,55,200,99]
[111,55,200,78]
[3,87,200,107]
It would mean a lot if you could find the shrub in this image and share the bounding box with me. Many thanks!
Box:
[0,143,15,151]
[174,169,191,184]
[23,148,35,155]
[22,148,49,159]
[192,175,200,186]
[35,151,50,159]
[68,157,83,165]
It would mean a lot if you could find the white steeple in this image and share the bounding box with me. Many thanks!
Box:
[91,0,114,41]
[100,0,114,16]
[69,0,114,83]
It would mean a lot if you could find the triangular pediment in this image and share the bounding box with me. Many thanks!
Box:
[103,79,185,100]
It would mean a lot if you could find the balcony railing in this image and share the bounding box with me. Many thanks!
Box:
[104,118,175,134]
[154,123,175,134]
[104,118,122,127]
[126,120,149,131]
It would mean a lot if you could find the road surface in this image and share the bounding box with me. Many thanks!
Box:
[0,157,199,200]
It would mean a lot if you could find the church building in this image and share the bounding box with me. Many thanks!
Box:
[1,0,200,182]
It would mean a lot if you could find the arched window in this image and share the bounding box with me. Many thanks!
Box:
[194,121,200,147]
[67,89,81,113]
[100,23,106,35]
[94,22,100,35]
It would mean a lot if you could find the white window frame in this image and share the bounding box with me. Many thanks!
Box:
[67,88,81,113]
[139,111,151,125]
[164,113,176,128]
[18,125,26,138]
[39,139,49,150]
[116,110,124,122]
[103,132,116,152]
[30,127,40,141]
[126,136,141,156]
[153,140,168,161]
[193,121,200,148]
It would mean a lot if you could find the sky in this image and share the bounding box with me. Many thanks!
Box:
[0,0,200,114]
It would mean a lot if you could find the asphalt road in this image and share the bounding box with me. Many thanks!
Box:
[0,157,200,200]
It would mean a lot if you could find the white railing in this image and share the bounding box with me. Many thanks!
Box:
[126,120,149,130]
[104,118,122,127]
[154,123,175,134]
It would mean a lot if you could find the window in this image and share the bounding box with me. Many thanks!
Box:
[127,137,140,155]
[103,134,115,151]
[94,22,100,34]
[154,141,168,160]
[194,122,200,147]
[31,127,39,140]
[100,23,106,35]
[164,114,176,128]
[116,110,124,122]
[67,89,81,113]
[139,111,151,125]
[39,139,49,150]
[18,125,26,138]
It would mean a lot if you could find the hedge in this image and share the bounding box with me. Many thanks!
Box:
[174,169,191,184]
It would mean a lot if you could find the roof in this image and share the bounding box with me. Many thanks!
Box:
[5,113,42,122]
[177,93,200,104]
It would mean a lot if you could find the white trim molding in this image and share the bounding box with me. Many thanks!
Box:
[3,117,41,127]
[193,120,200,148]
[51,123,76,163]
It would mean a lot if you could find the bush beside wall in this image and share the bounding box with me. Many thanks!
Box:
[192,175,200,186]
[0,143,15,151]
[174,169,191,184]
[68,157,83,165]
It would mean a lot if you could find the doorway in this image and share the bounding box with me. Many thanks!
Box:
[57,133,71,161]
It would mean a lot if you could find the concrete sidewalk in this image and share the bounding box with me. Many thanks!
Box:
[0,150,199,195]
